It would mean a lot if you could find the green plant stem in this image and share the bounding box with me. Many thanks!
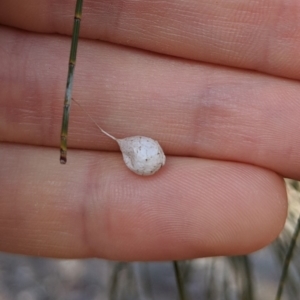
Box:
[275,214,300,300]
[60,0,83,164]
[173,261,187,300]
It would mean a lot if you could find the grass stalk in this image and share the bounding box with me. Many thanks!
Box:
[60,0,83,163]
[173,261,187,300]
[275,214,300,300]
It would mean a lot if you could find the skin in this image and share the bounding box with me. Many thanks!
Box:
[1,0,300,261]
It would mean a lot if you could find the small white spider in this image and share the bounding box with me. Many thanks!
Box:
[73,99,166,176]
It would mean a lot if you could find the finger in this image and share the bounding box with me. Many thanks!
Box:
[0,143,287,260]
[1,27,300,179]
[0,0,300,79]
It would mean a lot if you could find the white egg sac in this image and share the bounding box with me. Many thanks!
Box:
[116,136,166,176]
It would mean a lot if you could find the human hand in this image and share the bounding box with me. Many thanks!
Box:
[0,0,297,260]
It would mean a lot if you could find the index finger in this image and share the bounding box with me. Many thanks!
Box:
[0,0,299,79]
